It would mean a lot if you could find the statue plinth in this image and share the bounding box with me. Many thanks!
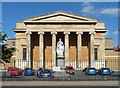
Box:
[57,56,64,58]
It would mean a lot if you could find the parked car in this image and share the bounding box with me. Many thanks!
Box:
[83,67,97,75]
[38,69,53,78]
[10,68,22,76]
[37,68,45,76]
[24,68,35,76]
[18,68,24,72]
[17,68,24,74]
[7,67,18,72]
[97,68,112,75]
[65,66,74,75]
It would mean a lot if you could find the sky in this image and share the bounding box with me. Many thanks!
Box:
[2,2,119,47]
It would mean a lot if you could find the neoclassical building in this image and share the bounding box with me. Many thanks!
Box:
[13,11,108,69]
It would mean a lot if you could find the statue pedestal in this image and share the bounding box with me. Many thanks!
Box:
[56,56,65,69]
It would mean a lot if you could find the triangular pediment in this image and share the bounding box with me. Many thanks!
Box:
[23,11,98,23]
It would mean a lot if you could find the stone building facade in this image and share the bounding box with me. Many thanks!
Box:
[9,11,109,69]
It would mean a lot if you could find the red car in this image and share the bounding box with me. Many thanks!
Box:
[18,68,24,72]
[10,68,23,76]
[7,67,17,72]
[8,67,24,72]
[65,66,74,75]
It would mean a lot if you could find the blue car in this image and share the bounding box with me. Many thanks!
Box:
[38,69,53,78]
[24,68,35,76]
[83,67,97,75]
[97,68,112,75]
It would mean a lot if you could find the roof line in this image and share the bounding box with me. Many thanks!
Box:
[23,11,98,21]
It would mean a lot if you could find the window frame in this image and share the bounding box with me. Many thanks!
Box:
[12,41,15,47]
[94,48,98,60]
[23,48,27,60]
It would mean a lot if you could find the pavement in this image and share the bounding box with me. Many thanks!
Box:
[1,70,120,81]
[1,70,120,87]
[2,81,119,86]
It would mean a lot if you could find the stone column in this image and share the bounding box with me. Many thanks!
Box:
[64,32,70,66]
[51,32,57,67]
[38,32,44,68]
[76,31,83,69]
[25,31,32,68]
[89,31,96,67]
[101,38,105,59]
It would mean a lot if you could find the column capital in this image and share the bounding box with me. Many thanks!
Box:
[64,32,70,35]
[89,31,96,35]
[38,31,44,35]
[51,31,57,34]
[25,31,32,35]
[76,31,83,35]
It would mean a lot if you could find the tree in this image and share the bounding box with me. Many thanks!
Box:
[0,32,15,62]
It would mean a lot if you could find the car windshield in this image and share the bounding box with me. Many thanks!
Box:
[89,68,95,70]
[39,68,42,70]
[102,68,110,70]
[41,70,50,73]
[39,68,45,71]
[12,69,16,71]
[67,67,73,70]
[25,68,32,70]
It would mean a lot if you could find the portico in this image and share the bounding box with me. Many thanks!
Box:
[14,11,107,69]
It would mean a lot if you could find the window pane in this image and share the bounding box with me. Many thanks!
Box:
[94,48,97,60]
[23,48,26,60]
[12,42,15,46]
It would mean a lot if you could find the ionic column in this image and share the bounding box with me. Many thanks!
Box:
[51,32,57,67]
[64,32,70,66]
[89,31,96,67]
[38,32,44,68]
[76,31,83,69]
[25,31,32,68]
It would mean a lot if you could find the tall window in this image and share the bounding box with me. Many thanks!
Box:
[94,48,98,60]
[23,48,27,60]
[12,42,15,47]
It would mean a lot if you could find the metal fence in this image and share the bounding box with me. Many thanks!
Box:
[2,58,120,71]
[1,58,120,80]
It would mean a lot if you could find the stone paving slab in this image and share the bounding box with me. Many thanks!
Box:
[2,81,119,86]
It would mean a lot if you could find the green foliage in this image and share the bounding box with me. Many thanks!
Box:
[0,32,16,61]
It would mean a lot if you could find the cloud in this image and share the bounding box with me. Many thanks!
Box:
[81,6,95,14]
[105,31,110,36]
[81,2,96,14]
[81,2,118,16]
[113,31,118,35]
[101,8,118,16]
[81,2,92,6]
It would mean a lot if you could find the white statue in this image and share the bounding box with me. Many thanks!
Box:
[56,38,64,57]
